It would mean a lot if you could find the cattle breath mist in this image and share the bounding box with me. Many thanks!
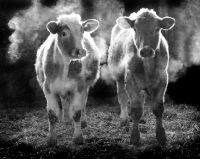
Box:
[8,0,200,84]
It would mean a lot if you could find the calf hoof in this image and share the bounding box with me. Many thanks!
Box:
[156,127,166,146]
[120,118,129,127]
[73,135,84,145]
[81,120,87,129]
[63,120,72,126]
[130,128,140,146]
[47,137,57,147]
[139,119,146,124]
[131,118,146,124]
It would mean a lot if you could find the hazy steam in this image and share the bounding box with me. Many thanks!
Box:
[95,36,108,63]
[161,0,200,82]
[81,0,124,83]
[100,64,114,85]
[8,0,200,85]
[168,59,186,82]
[8,0,123,85]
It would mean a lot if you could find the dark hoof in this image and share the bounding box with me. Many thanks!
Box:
[130,128,140,146]
[139,125,148,134]
[139,119,146,124]
[129,118,146,124]
[125,125,130,132]
[81,120,87,129]
[47,137,57,147]
[64,120,72,126]
[73,135,84,145]
[120,118,129,127]
[156,127,166,146]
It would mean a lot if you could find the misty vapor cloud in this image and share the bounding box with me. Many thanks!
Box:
[8,0,200,84]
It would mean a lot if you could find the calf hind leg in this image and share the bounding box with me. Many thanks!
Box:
[60,97,71,125]
[117,81,129,127]
[80,90,88,129]
[81,109,87,128]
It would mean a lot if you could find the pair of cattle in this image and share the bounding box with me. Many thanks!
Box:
[35,8,175,146]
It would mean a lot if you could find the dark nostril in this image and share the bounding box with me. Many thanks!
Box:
[140,48,154,58]
[75,49,80,55]
[140,49,147,57]
[149,49,154,56]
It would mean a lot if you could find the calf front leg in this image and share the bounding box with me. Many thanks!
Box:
[126,80,145,145]
[150,78,168,145]
[45,93,61,146]
[116,81,129,127]
[69,92,84,145]
[130,101,143,145]
[152,100,166,145]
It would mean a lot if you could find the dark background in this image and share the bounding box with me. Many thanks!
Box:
[0,0,199,106]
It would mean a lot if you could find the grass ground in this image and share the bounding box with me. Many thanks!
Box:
[0,97,200,158]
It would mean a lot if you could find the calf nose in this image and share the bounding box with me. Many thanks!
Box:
[140,46,155,58]
[74,48,80,55]
[71,48,80,57]
[80,49,86,57]
[72,48,86,58]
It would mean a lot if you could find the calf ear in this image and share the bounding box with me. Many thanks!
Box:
[82,19,99,33]
[160,17,175,30]
[117,17,133,29]
[47,21,58,34]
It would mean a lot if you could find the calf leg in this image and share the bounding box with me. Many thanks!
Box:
[81,109,87,128]
[60,97,71,125]
[151,100,166,145]
[45,94,61,146]
[129,101,143,145]
[81,89,88,128]
[126,81,145,145]
[151,79,168,145]
[69,92,84,145]
[116,81,129,127]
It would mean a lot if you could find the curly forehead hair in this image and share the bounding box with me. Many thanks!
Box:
[136,8,159,19]
[57,13,82,23]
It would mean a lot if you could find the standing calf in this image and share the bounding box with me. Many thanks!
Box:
[35,13,100,146]
[108,8,175,145]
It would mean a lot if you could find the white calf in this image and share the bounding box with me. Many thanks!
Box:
[35,13,100,145]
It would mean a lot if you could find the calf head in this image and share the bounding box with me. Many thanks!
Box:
[117,8,175,59]
[46,13,99,58]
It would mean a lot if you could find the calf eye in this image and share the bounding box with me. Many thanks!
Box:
[62,32,67,36]
[155,28,160,33]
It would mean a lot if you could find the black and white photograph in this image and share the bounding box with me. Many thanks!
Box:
[0,0,200,158]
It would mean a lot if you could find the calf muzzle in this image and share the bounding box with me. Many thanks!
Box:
[72,48,86,58]
[140,46,155,58]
